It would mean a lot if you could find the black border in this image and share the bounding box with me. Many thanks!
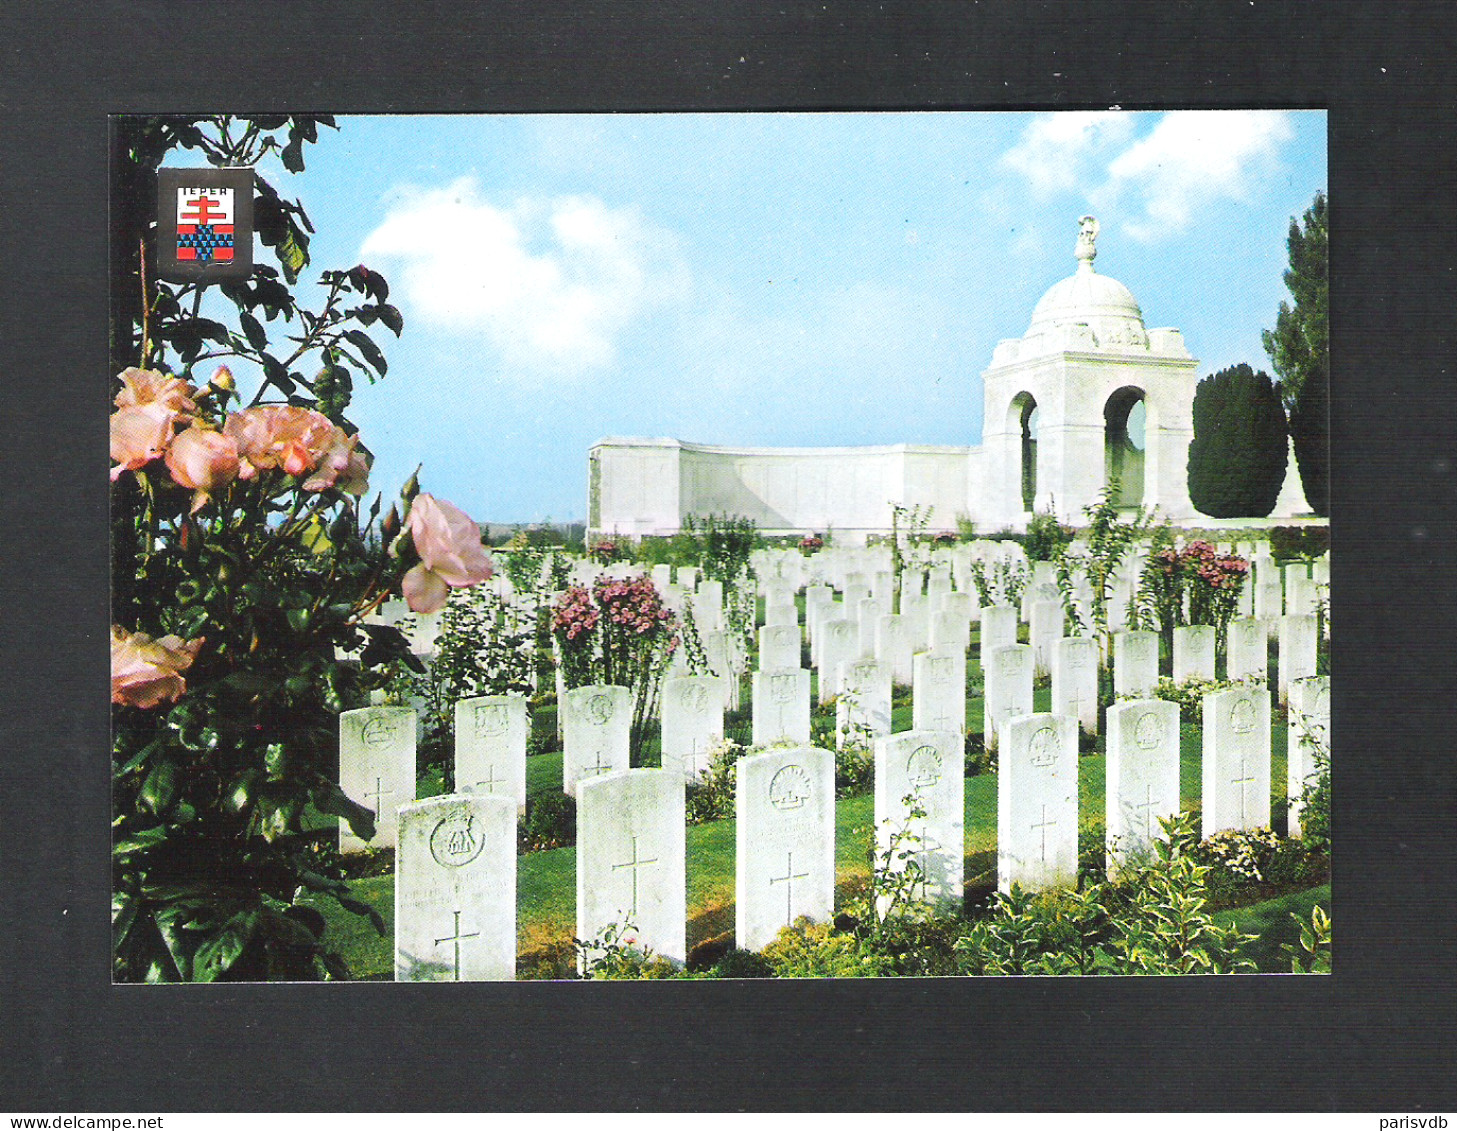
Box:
[4,0,1456,1113]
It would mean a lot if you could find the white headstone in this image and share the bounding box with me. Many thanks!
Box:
[758,623,802,671]
[817,617,858,704]
[875,730,964,913]
[1201,686,1272,838]
[1052,636,1100,735]
[983,643,1034,750]
[1029,600,1063,677]
[702,629,741,710]
[676,565,699,591]
[339,705,417,854]
[912,647,966,735]
[979,603,1018,671]
[695,580,725,633]
[562,684,631,797]
[1255,579,1284,629]
[735,745,836,951]
[998,713,1079,893]
[751,667,812,746]
[1278,613,1319,705]
[764,599,798,628]
[1226,617,1268,684]
[577,769,686,968]
[395,793,515,982]
[651,563,673,592]
[856,596,886,659]
[660,675,725,780]
[929,609,973,653]
[454,694,528,813]
[1114,630,1159,699]
[1104,700,1181,875]
[1287,675,1330,837]
[875,613,916,685]
[1172,624,1216,684]
[837,657,893,746]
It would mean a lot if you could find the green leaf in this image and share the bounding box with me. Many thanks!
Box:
[113,825,170,856]
[278,229,307,284]
[335,893,386,937]
[239,311,268,351]
[311,782,378,843]
[281,135,305,174]
[377,303,404,336]
[343,329,387,376]
[139,760,179,816]
[193,910,259,982]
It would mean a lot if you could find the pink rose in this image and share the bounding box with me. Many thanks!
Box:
[110,402,179,481]
[302,425,371,495]
[165,427,240,512]
[401,493,493,613]
[114,367,198,415]
[223,405,337,480]
[111,625,204,709]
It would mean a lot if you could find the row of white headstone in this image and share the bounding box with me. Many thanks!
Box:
[342,604,1322,856]
[348,668,1328,980]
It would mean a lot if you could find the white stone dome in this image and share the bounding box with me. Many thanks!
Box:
[1026,263,1146,335]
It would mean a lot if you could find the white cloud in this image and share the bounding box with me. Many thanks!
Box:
[999,111,1135,195]
[360,179,689,378]
[1000,110,1296,243]
[1102,110,1295,240]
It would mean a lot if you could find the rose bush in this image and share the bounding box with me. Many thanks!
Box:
[111,115,492,981]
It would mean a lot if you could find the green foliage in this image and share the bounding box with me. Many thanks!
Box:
[575,920,680,980]
[684,739,746,825]
[1056,482,1152,645]
[1280,904,1332,973]
[518,793,575,853]
[390,587,534,788]
[1144,674,1259,715]
[761,920,893,978]
[956,813,1258,975]
[1268,525,1330,562]
[1024,508,1074,562]
[1187,363,1288,518]
[1262,191,1328,516]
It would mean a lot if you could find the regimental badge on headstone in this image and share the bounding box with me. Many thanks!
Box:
[157,167,254,282]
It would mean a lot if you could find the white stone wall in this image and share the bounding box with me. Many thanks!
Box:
[591,438,978,541]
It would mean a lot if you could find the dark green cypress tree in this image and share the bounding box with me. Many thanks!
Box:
[1262,192,1329,516]
[1187,363,1289,517]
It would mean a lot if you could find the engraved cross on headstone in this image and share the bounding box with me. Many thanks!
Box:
[364,775,395,818]
[1031,803,1058,864]
[611,833,659,918]
[1232,751,1258,825]
[435,908,480,981]
[1133,783,1158,841]
[768,850,811,925]
[581,748,611,781]
[473,763,501,794]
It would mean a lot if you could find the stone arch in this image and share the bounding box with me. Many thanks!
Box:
[1104,386,1147,508]
[1008,392,1039,513]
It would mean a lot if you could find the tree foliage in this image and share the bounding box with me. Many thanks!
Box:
[1187,363,1288,518]
[1261,191,1329,516]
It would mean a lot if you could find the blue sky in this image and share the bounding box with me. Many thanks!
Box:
[242,110,1326,524]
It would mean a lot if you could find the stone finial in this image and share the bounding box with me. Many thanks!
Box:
[1075,215,1099,270]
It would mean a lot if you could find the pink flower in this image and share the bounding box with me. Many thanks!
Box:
[302,425,371,495]
[111,625,204,709]
[114,367,198,415]
[165,426,240,513]
[110,402,180,481]
[401,493,493,613]
[223,405,337,480]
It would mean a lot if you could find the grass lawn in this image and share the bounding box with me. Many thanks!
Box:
[316,635,1311,979]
